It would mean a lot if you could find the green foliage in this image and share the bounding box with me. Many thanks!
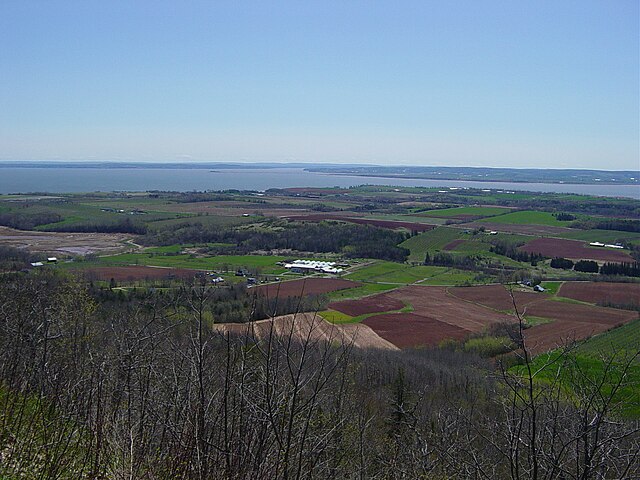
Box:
[464,336,516,357]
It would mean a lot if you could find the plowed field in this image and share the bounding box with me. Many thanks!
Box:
[448,285,544,311]
[442,239,466,251]
[251,278,361,299]
[519,238,632,263]
[212,312,398,351]
[362,313,470,348]
[329,294,406,316]
[84,266,203,282]
[558,282,640,306]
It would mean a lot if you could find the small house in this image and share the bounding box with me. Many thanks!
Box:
[47,257,58,263]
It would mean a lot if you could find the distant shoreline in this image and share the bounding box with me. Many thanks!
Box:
[312,171,639,186]
[0,162,638,187]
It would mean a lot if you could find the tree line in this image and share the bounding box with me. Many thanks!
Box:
[143,220,410,261]
[0,271,637,479]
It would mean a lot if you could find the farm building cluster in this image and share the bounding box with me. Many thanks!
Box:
[589,242,624,249]
[283,260,345,275]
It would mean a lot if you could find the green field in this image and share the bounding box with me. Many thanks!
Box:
[68,253,289,275]
[415,206,512,218]
[557,229,640,245]
[539,281,562,295]
[513,321,640,418]
[344,260,477,286]
[516,350,640,417]
[400,227,465,262]
[576,320,640,361]
[483,210,574,226]
[320,300,413,325]
[325,282,398,301]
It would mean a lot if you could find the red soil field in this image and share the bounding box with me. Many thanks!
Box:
[84,266,204,282]
[363,313,470,348]
[558,282,640,306]
[386,286,515,332]
[251,278,361,299]
[523,301,635,328]
[461,222,575,236]
[519,238,633,263]
[442,239,466,251]
[448,285,544,311]
[284,214,436,232]
[523,321,616,356]
[329,294,406,316]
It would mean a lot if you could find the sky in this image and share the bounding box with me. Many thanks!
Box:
[0,1,638,169]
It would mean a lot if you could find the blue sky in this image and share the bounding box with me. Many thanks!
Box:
[1,1,638,169]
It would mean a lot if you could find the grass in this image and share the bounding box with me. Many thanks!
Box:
[415,206,512,218]
[540,281,562,295]
[576,320,640,362]
[515,349,640,418]
[557,229,640,245]
[320,301,414,325]
[400,227,464,262]
[345,261,452,284]
[69,253,290,275]
[523,315,554,327]
[483,210,574,226]
[318,309,354,324]
[325,282,398,300]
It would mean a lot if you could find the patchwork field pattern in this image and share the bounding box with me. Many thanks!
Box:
[337,284,639,353]
[333,286,514,348]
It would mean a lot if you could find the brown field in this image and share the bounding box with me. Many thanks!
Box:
[362,313,470,348]
[83,265,204,282]
[519,238,633,263]
[251,278,361,299]
[284,214,436,232]
[333,286,514,348]
[339,284,638,354]
[460,222,575,236]
[558,282,640,306]
[0,226,131,255]
[523,300,634,328]
[329,294,406,316]
[442,239,466,251]
[386,286,514,332]
[448,284,638,355]
[212,312,398,351]
[448,284,545,311]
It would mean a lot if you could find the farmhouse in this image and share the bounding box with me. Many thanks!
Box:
[284,259,343,275]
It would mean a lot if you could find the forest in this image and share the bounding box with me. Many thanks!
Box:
[0,271,638,479]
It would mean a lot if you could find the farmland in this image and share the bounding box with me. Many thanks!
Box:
[250,277,360,299]
[0,187,638,357]
[519,237,633,263]
[557,282,640,307]
[400,226,464,262]
[414,205,513,219]
[475,210,577,226]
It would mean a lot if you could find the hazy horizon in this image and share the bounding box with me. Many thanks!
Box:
[1,1,638,170]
